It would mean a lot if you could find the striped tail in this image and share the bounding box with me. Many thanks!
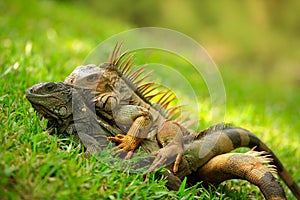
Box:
[197,151,287,200]
[184,123,300,199]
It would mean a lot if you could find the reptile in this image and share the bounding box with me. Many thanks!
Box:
[64,43,196,173]
[26,81,300,200]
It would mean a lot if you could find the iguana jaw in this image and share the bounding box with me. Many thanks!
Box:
[26,92,68,134]
[29,102,60,120]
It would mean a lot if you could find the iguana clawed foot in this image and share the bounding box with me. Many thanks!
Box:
[108,134,144,159]
[109,133,184,173]
[148,142,184,174]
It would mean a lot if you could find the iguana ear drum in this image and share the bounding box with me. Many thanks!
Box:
[58,106,67,117]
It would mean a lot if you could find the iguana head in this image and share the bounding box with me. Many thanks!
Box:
[26,82,73,134]
[64,63,120,93]
[64,44,130,92]
[65,64,106,90]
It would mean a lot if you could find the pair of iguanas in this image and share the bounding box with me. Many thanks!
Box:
[26,44,300,199]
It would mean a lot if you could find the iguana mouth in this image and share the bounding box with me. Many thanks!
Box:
[30,103,60,121]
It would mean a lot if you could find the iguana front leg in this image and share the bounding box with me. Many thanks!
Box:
[108,105,152,159]
[93,91,153,159]
[108,134,144,159]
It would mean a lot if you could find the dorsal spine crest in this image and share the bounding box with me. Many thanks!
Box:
[102,43,184,121]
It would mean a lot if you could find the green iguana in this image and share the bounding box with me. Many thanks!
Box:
[64,44,195,173]
[26,81,300,200]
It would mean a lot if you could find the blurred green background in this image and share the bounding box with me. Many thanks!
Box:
[73,0,300,86]
[3,0,300,85]
[1,0,300,199]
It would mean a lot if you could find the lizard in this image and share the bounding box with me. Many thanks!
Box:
[26,81,300,200]
[64,43,196,173]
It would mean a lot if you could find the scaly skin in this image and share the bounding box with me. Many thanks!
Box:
[25,82,73,135]
[26,82,111,152]
[196,151,286,200]
[64,44,195,173]
[26,82,300,199]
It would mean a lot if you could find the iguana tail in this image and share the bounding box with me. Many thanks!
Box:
[182,124,300,200]
[197,151,287,200]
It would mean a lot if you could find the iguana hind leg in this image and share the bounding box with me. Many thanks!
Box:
[195,151,286,200]
[149,120,186,173]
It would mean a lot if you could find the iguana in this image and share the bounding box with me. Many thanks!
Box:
[26,81,300,200]
[65,43,196,173]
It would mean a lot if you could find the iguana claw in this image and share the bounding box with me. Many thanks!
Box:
[108,134,143,159]
[148,142,184,173]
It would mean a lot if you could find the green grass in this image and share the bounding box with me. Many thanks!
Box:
[1,0,299,199]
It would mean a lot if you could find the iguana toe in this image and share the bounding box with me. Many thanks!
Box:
[108,134,125,143]
[108,134,143,159]
[173,153,183,174]
[149,143,184,173]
